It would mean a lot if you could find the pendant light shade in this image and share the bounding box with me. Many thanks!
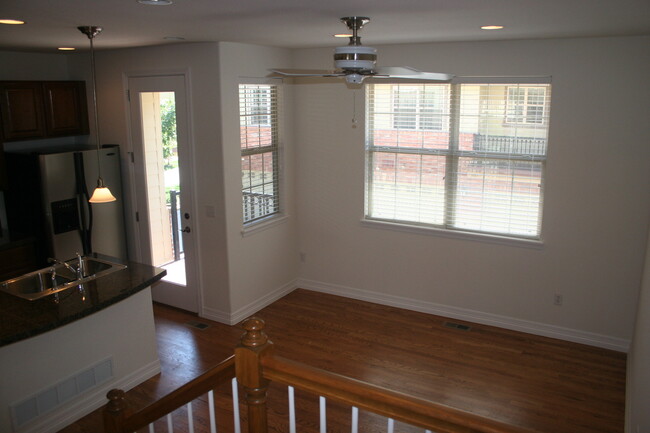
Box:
[78,25,116,203]
[89,178,117,203]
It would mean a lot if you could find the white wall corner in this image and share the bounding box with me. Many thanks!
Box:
[296,278,631,352]
[201,279,299,326]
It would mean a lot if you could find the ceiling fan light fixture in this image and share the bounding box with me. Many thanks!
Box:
[334,45,377,71]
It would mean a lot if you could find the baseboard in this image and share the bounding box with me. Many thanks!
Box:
[201,279,298,326]
[18,360,161,433]
[297,278,630,352]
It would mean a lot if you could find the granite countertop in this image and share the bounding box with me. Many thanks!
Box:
[0,259,166,347]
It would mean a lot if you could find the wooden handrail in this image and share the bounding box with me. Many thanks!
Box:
[235,316,537,433]
[262,355,537,433]
[104,355,236,433]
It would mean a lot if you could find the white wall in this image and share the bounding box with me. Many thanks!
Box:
[217,42,299,321]
[93,43,233,315]
[0,51,71,80]
[94,42,298,322]
[0,289,159,433]
[292,36,650,348]
[627,229,650,433]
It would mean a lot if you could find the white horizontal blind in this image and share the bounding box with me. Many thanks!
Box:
[365,82,551,239]
[239,84,280,224]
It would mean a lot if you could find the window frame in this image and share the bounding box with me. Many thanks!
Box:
[239,83,282,226]
[505,85,548,126]
[364,80,551,242]
[391,85,449,131]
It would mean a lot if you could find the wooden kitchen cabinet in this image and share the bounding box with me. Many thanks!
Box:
[0,80,89,141]
[43,81,89,136]
[0,81,45,140]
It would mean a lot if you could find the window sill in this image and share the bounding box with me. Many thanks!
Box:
[241,214,289,237]
[360,218,544,249]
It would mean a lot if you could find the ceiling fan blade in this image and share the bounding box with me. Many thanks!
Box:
[374,66,454,81]
[269,69,345,78]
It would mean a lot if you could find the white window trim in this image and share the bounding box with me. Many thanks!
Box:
[241,213,290,237]
[360,218,544,249]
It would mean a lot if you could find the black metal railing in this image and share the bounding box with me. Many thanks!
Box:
[169,190,183,261]
[473,134,546,155]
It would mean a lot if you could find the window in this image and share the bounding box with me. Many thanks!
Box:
[365,81,551,239]
[506,86,547,125]
[392,85,448,131]
[239,84,280,224]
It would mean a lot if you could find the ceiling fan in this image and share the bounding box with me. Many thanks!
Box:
[270,16,453,84]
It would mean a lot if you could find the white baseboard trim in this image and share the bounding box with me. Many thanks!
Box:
[297,278,630,352]
[201,279,298,326]
[19,360,161,433]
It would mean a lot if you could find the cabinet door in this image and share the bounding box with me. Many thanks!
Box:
[43,81,89,136]
[0,82,46,140]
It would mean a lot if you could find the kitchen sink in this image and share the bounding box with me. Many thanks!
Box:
[0,256,127,301]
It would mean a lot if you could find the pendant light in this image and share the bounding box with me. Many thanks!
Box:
[78,25,116,203]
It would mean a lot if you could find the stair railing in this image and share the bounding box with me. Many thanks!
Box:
[103,355,237,433]
[236,317,538,433]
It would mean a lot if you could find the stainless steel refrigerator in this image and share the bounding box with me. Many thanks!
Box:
[5,146,127,262]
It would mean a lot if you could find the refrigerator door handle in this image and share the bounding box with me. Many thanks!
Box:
[73,152,93,255]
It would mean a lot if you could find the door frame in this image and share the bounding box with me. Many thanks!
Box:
[124,71,202,313]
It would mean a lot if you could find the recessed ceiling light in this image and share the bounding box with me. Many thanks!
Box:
[58,47,76,51]
[481,25,504,30]
[0,19,25,25]
[334,33,353,38]
[137,0,173,4]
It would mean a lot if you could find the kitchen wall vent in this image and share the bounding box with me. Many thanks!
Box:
[10,358,113,429]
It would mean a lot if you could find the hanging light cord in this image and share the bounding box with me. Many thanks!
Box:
[88,32,103,182]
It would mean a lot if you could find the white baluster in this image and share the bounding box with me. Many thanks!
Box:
[425,430,432,433]
[319,396,327,433]
[387,418,394,433]
[166,413,173,432]
[208,390,218,433]
[351,406,359,433]
[288,386,297,433]
[232,378,241,433]
[149,422,155,433]
[187,401,194,433]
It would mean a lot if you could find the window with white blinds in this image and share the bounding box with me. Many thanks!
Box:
[240,84,280,224]
[365,81,551,239]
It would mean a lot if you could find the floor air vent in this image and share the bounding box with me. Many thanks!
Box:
[185,320,210,330]
[443,321,472,331]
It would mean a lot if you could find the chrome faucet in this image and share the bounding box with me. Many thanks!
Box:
[76,252,86,278]
[48,257,83,279]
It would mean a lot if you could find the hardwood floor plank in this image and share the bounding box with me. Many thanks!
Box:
[59,289,626,433]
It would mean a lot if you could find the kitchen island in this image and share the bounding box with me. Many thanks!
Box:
[0,259,166,433]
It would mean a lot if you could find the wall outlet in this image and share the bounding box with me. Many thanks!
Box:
[553,293,563,306]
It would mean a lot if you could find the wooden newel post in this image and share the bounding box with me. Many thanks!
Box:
[235,316,274,433]
[103,388,128,433]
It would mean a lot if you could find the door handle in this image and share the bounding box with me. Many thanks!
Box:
[180,226,191,233]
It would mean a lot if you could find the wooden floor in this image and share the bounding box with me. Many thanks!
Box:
[59,289,626,433]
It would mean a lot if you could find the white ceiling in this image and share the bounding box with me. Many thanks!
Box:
[1,0,649,52]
